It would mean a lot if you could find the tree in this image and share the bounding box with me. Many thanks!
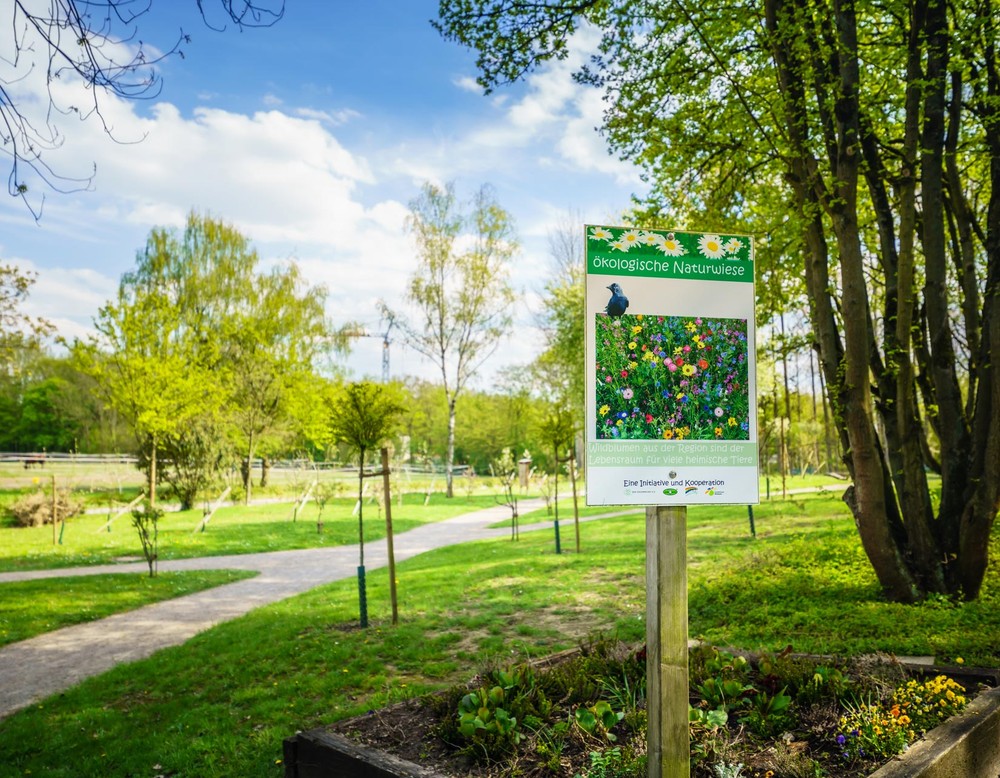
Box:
[437,0,1000,601]
[0,265,52,370]
[383,182,518,498]
[325,380,407,628]
[114,212,337,504]
[2,1,284,218]
[76,212,334,507]
[74,270,220,507]
[537,402,579,554]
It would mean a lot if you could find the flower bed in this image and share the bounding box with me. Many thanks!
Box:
[283,641,999,778]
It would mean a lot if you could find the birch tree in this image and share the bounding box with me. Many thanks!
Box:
[384,182,518,497]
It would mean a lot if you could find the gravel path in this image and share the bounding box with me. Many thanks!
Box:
[0,500,632,720]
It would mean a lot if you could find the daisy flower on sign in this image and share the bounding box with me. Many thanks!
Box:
[589,226,614,241]
[724,237,743,255]
[698,234,725,258]
[619,229,641,249]
[639,231,664,247]
[609,239,629,252]
[657,235,686,256]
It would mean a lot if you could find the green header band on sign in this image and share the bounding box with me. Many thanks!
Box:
[585,226,754,284]
[587,441,758,468]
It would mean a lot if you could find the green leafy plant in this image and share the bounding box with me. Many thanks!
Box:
[574,700,625,741]
[696,676,753,712]
[574,746,622,778]
[457,685,523,743]
[740,687,793,736]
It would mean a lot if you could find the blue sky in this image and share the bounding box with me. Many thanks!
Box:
[2,1,645,382]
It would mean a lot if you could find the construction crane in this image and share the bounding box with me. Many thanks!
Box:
[345,314,395,383]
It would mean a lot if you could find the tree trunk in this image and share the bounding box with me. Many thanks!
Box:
[445,396,457,498]
[148,436,157,508]
[244,431,255,505]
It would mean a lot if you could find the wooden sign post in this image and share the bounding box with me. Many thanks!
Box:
[646,505,689,778]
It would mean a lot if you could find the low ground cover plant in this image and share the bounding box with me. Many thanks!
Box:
[334,640,982,777]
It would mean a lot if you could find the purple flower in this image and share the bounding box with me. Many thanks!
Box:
[836,734,846,745]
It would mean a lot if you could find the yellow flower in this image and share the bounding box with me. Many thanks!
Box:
[629,361,638,369]
[682,364,696,376]
[628,341,637,350]
[728,416,737,427]
[663,430,674,440]
[599,404,610,416]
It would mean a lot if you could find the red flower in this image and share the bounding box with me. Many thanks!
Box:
[646,414,654,423]
[698,358,709,370]
[621,369,628,378]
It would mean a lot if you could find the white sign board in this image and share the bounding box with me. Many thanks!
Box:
[585,226,759,506]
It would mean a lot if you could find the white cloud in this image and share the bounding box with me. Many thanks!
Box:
[2,13,643,384]
[294,107,362,126]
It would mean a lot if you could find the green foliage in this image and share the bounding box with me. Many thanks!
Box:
[74,212,335,508]
[130,502,163,578]
[574,700,624,741]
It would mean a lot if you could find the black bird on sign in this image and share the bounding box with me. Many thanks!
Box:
[605,283,629,317]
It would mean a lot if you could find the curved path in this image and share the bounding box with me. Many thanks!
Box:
[0,500,632,720]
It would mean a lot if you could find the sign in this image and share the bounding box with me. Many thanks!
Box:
[585,226,759,505]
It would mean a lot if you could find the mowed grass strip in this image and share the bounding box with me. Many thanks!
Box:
[0,491,996,777]
[0,492,507,573]
[0,570,257,647]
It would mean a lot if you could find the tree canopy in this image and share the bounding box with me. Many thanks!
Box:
[437,0,1000,601]
[74,212,335,507]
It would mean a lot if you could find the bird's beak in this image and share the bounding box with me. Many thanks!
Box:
[607,284,614,291]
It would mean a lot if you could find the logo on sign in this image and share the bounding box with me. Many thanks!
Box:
[684,486,698,494]
[662,488,678,496]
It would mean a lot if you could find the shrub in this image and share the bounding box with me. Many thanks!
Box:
[8,489,83,527]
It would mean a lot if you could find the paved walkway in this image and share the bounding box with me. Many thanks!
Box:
[0,500,633,720]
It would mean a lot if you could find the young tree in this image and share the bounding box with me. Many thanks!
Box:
[437,0,1000,602]
[325,380,407,627]
[383,182,518,497]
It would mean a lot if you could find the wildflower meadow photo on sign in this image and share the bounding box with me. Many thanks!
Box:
[595,313,750,441]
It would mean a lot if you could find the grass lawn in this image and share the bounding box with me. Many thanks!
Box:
[0,492,506,573]
[0,570,257,647]
[0,489,996,777]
